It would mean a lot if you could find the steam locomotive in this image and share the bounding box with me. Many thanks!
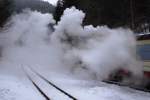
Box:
[104,33,150,92]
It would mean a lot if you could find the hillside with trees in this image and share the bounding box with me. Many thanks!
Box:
[13,0,55,14]
[0,0,55,27]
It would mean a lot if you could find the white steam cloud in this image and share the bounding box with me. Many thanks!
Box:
[0,7,143,81]
[51,7,143,80]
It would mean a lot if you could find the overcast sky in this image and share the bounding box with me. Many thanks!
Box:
[43,0,58,5]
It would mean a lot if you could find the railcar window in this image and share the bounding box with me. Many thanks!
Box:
[137,44,150,60]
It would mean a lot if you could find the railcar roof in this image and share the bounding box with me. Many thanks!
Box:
[137,33,150,40]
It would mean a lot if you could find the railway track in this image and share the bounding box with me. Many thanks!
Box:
[22,67,77,100]
[103,80,150,93]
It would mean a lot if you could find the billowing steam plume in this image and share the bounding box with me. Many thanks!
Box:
[0,7,143,81]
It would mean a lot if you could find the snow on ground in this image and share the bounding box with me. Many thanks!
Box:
[0,69,150,100]
[0,7,150,100]
[0,74,44,100]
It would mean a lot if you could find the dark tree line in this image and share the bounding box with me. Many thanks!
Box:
[0,0,55,27]
[54,0,150,33]
[0,0,13,27]
[13,0,55,14]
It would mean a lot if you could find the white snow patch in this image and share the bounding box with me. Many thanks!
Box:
[0,75,44,100]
